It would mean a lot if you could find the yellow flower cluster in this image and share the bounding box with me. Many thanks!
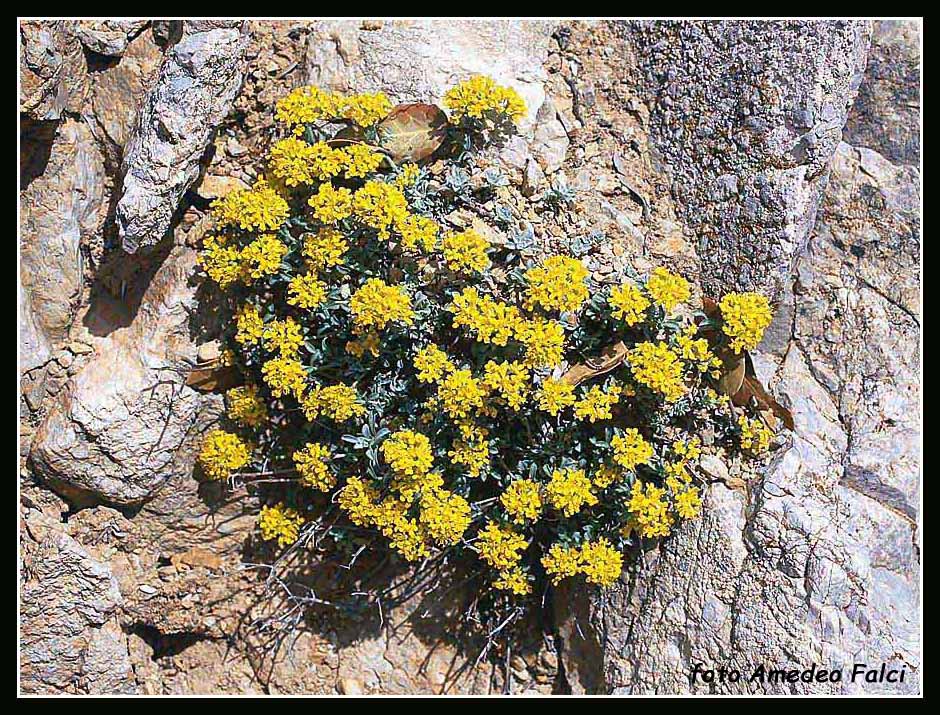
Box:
[500,479,542,524]
[493,567,532,595]
[261,356,306,399]
[235,303,264,346]
[524,256,589,313]
[349,278,414,333]
[287,272,328,309]
[418,488,472,545]
[242,234,288,280]
[536,378,576,416]
[541,539,623,587]
[450,287,522,346]
[397,214,439,252]
[303,228,348,270]
[574,382,623,422]
[625,481,673,538]
[443,75,527,123]
[226,384,268,427]
[482,360,529,410]
[395,163,421,189]
[609,282,650,326]
[516,317,565,368]
[719,292,773,353]
[262,317,303,357]
[268,138,342,186]
[676,325,722,376]
[258,503,304,548]
[307,183,353,224]
[414,344,453,383]
[476,521,529,571]
[198,429,251,480]
[293,442,334,491]
[381,429,435,480]
[198,234,244,289]
[738,415,773,454]
[611,428,654,471]
[212,178,289,233]
[545,468,598,517]
[275,86,391,132]
[351,181,409,239]
[447,423,490,477]
[646,267,690,312]
[302,383,365,422]
[436,369,486,419]
[441,229,491,273]
[628,341,686,402]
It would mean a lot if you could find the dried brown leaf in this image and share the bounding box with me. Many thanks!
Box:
[376,103,448,164]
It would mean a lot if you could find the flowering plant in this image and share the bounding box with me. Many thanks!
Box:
[195,77,779,641]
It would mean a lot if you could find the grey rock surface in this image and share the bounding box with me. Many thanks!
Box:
[116,20,248,253]
[20,117,107,374]
[20,510,135,693]
[19,20,89,120]
[72,20,149,57]
[30,245,222,505]
[621,20,871,297]
[562,142,920,694]
[844,21,920,165]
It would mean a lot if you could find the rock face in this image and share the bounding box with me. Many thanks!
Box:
[20,20,89,120]
[303,19,555,134]
[844,21,920,165]
[30,245,222,506]
[622,20,871,297]
[116,21,248,252]
[559,22,920,694]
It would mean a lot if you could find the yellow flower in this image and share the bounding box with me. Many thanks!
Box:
[303,227,349,271]
[212,178,290,233]
[626,481,673,538]
[578,539,623,586]
[476,521,528,571]
[444,75,527,123]
[340,92,392,127]
[436,369,486,419]
[441,229,491,273]
[524,256,589,313]
[352,180,409,240]
[419,488,471,545]
[268,137,343,186]
[225,384,268,427]
[381,429,434,479]
[447,423,490,478]
[611,428,654,471]
[536,378,576,416]
[262,317,303,357]
[234,303,264,346]
[349,278,413,333]
[258,503,304,548]
[373,499,431,561]
[302,383,365,422]
[541,543,582,585]
[515,317,565,368]
[198,429,251,480]
[414,344,453,384]
[628,341,686,402]
[676,325,721,374]
[287,273,328,310]
[338,476,380,526]
[719,292,773,354]
[738,415,773,454]
[261,356,307,399]
[592,464,623,489]
[394,163,421,189]
[450,288,523,347]
[339,143,385,179]
[545,468,597,517]
[275,85,343,133]
[308,183,353,224]
[646,267,690,312]
[672,437,702,464]
[493,567,532,595]
[293,442,334,491]
[396,214,439,252]
[500,479,542,524]
[241,234,287,279]
[609,282,650,326]
[574,382,623,422]
[198,234,244,289]
[482,360,529,410]
[675,487,702,520]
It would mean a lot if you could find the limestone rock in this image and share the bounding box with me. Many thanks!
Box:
[72,20,149,57]
[30,245,222,505]
[302,19,556,135]
[621,20,871,296]
[20,117,107,373]
[116,21,248,252]
[844,21,920,165]
[19,20,89,120]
